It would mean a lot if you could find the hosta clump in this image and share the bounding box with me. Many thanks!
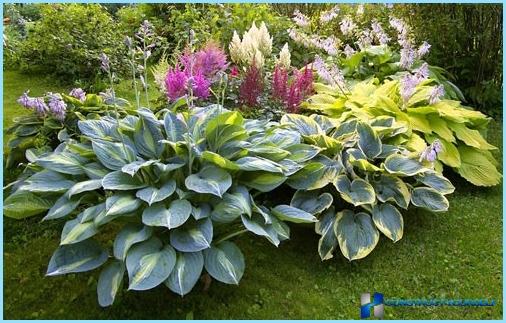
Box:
[4,105,318,306]
[305,77,501,187]
[280,114,455,261]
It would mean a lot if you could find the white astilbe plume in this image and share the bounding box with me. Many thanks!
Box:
[229,31,244,64]
[277,43,291,68]
[228,22,273,66]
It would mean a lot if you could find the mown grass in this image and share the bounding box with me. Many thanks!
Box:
[3,69,503,319]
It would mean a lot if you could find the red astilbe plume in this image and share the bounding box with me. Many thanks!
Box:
[272,64,289,102]
[285,65,314,113]
[239,65,263,107]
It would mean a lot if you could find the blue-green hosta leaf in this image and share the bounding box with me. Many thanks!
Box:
[357,122,382,159]
[114,224,154,261]
[97,260,125,307]
[201,151,239,171]
[315,207,338,261]
[334,210,379,261]
[384,154,426,176]
[371,175,410,209]
[102,171,147,191]
[92,140,136,171]
[247,144,290,161]
[410,187,449,212]
[136,180,176,206]
[241,214,281,246]
[43,193,82,221]
[104,193,142,217]
[203,241,245,285]
[205,111,244,137]
[134,109,164,158]
[21,170,75,193]
[78,119,116,139]
[36,151,87,175]
[192,203,212,220]
[334,176,375,206]
[280,114,323,136]
[372,204,403,242]
[155,157,186,173]
[290,190,333,215]
[142,199,192,229]
[271,205,317,223]
[236,156,284,173]
[285,144,321,163]
[127,242,176,291]
[4,190,54,219]
[264,128,301,149]
[77,203,106,223]
[286,162,329,190]
[310,114,337,132]
[164,111,187,142]
[415,171,455,194]
[170,218,213,252]
[68,179,103,198]
[121,160,158,176]
[278,159,303,176]
[333,119,358,138]
[46,239,108,276]
[83,162,109,179]
[60,218,98,245]
[212,188,252,223]
[165,251,204,296]
[185,166,232,198]
[240,171,286,192]
[207,124,248,150]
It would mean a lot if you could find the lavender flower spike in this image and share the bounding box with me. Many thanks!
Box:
[429,85,445,104]
[17,91,33,108]
[69,88,86,102]
[419,139,443,163]
[47,92,67,121]
[100,53,110,72]
[313,55,344,88]
[32,97,49,116]
[417,41,431,57]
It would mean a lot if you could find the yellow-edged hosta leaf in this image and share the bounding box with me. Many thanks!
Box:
[457,146,501,186]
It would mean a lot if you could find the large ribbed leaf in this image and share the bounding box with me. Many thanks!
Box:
[60,219,98,245]
[315,207,338,261]
[372,204,403,242]
[113,224,153,261]
[21,170,75,193]
[241,213,280,246]
[371,174,410,209]
[43,193,82,221]
[411,187,449,212]
[185,166,232,197]
[384,154,426,176]
[334,176,375,206]
[170,218,213,252]
[271,205,317,223]
[102,171,147,190]
[201,151,239,171]
[165,252,204,296]
[46,239,107,276]
[448,121,496,150]
[68,179,103,198]
[280,114,323,136]
[285,144,321,163]
[241,171,286,192]
[164,111,187,142]
[134,109,164,158]
[290,190,333,215]
[236,156,284,173]
[357,122,382,159]
[415,171,455,194]
[121,160,158,176]
[457,145,501,186]
[92,140,136,171]
[136,180,176,206]
[4,190,53,219]
[77,203,106,223]
[97,260,125,307]
[142,199,192,229]
[203,241,245,285]
[286,162,329,190]
[334,210,379,261]
[103,193,142,218]
[36,151,87,175]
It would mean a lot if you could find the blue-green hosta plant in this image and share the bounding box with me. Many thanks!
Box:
[304,77,501,187]
[4,105,318,306]
[279,113,455,261]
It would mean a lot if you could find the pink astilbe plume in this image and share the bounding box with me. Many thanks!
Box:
[191,74,211,99]
[285,65,314,113]
[193,42,228,79]
[272,64,289,102]
[239,65,263,107]
[165,68,188,100]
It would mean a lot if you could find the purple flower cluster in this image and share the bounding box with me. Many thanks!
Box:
[99,53,110,73]
[17,90,68,120]
[400,62,431,103]
[313,55,344,87]
[47,93,67,121]
[371,21,390,45]
[420,140,443,162]
[344,44,356,58]
[320,5,340,23]
[340,17,356,36]
[293,10,310,28]
[165,43,228,101]
[429,85,445,104]
[69,88,86,102]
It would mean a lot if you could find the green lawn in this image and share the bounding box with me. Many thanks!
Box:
[3,69,503,319]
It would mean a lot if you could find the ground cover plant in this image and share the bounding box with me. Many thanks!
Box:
[3,3,503,320]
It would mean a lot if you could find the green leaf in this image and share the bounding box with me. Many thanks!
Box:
[334,210,379,261]
[204,241,245,285]
[21,170,75,193]
[371,174,410,209]
[170,218,213,252]
[46,239,108,276]
[164,111,187,142]
[113,224,154,261]
[271,205,317,223]
[205,111,243,137]
[315,207,338,261]
[201,151,239,171]
[384,154,426,176]
[78,119,116,139]
[36,151,87,175]
[60,219,98,245]
[285,144,321,163]
[290,190,333,215]
[185,166,232,197]
[280,114,323,136]
[241,213,281,246]
[43,193,82,221]
[165,251,204,296]
[212,187,252,223]
[286,162,330,190]
[4,190,54,219]
[121,160,158,176]
[92,140,136,171]
[457,145,501,186]
[135,109,164,158]
[334,176,375,206]
[136,180,176,206]
[68,179,103,198]
[104,193,142,217]
[97,260,125,307]
[77,203,106,223]
[357,122,382,159]
[83,162,110,179]
[411,187,449,212]
[372,204,403,242]
[192,203,212,220]
[236,156,284,173]
[448,121,496,150]
[102,171,147,191]
[241,171,286,192]
[415,171,455,194]
[142,199,192,229]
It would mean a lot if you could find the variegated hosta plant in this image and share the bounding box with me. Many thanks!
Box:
[4,105,319,306]
[305,78,501,187]
[279,114,455,261]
